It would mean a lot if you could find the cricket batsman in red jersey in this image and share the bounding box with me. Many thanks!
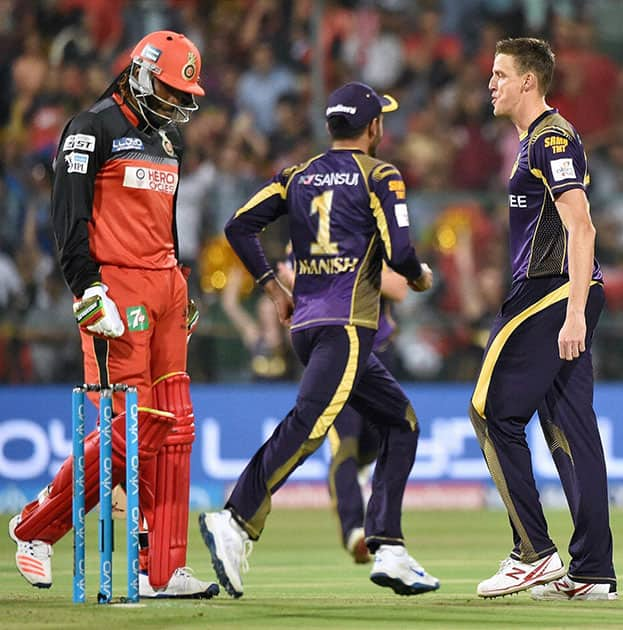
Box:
[9,31,218,599]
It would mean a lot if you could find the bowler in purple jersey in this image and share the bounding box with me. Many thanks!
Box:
[471,38,617,601]
[199,81,439,598]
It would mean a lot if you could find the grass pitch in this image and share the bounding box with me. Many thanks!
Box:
[1,508,621,629]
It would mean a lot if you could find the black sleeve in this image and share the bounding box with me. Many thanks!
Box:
[51,111,108,296]
[167,124,184,263]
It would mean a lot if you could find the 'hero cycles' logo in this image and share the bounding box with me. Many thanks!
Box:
[123,166,178,194]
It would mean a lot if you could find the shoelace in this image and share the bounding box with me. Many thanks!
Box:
[241,539,253,574]
[174,566,196,581]
[19,540,52,559]
[496,557,515,574]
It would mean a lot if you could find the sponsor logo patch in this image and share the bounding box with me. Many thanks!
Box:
[65,152,89,174]
[544,135,569,154]
[394,203,409,227]
[126,305,149,331]
[298,172,359,186]
[112,137,144,152]
[550,158,576,182]
[141,43,161,62]
[123,166,178,194]
[63,133,96,152]
[181,51,198,81]
[326,104,357,116]
[389,179,406,199]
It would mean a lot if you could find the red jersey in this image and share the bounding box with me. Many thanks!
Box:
[52,91,182,296]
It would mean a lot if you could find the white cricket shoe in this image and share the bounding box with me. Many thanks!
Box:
[346,528,370,564]
[531,574,618,601]
[198,510,253,598]
[370,544,440,595]
[477,551,565,598]
[8,514,53,588]
[139,567,219,599]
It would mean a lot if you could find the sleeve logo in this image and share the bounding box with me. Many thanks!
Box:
[65,152,89,174]
[550,158,576,182]
[394,203,410,227]
[63,133,96,152]
[544,135,568,154]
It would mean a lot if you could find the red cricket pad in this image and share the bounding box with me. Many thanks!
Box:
[15,409,175,544]
[147,372,195,588]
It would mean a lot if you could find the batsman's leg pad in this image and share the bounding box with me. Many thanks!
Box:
[148,372,196,589]
[15,408,174,544]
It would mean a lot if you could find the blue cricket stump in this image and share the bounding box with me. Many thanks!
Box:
[98,388,113,604]
[71,387,86,604]
[125,387,139,603]
[71,383,139,605]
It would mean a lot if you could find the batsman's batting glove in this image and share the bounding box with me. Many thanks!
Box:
[186,298,199,343]
[73,283,125,338]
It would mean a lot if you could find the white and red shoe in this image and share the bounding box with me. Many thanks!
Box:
[477,552,565,598]
[531,574,618,601]
[139,567,219,599]
[8,514,53,588]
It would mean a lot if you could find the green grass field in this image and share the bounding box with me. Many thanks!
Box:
[1,508,621,629]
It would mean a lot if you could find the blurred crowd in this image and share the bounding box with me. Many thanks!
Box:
[2,0,623,384]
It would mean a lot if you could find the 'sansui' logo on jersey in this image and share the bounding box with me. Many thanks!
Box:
[299,172,359,186]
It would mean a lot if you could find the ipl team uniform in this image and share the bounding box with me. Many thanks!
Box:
[15,90,195,588]
[51,92,189,407]
[327,300,398,548]
[470,109,616,585]
[226,149,423,547]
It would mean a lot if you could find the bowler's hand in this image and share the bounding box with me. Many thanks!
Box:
[558,311,586,360]
[73,283,125,338]
[408,263,433,292]
[264,277,294,326]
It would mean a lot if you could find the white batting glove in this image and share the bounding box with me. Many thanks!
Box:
[73,283,125,338]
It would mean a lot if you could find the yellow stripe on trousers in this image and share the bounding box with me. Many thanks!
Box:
[472,281,584,418]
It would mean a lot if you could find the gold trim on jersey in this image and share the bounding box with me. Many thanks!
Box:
[528,167,568,276]
[525,188,547,278]
[371,164,400,181]
[370,192,391,259]
[349,234,381,329]
[283,154,324,195]
[233,182,285,218]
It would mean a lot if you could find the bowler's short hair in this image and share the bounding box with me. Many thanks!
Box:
[495,38,555,95]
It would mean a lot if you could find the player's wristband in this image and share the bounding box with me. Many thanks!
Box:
[256,270,276,286]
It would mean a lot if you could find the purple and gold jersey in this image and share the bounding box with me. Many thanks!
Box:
[225,148,421,332]
[508,108,602,283]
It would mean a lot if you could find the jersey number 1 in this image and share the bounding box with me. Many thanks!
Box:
[310,190,338,255]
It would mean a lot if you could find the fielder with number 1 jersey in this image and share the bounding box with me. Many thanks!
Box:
[199,81,440,599]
